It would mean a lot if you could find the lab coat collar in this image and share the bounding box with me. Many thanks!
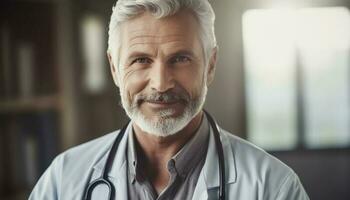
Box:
[202,124,237,188]
[92,122,132,179]
[191,124,237,200]
[91,123,131,200]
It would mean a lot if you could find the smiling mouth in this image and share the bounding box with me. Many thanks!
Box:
[144,100,179,106]
[140,99,186,110]
[146,99,177,104]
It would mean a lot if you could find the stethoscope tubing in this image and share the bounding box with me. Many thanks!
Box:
[204,110,226,200]
[84,123,127,200]
[84,111,226,200]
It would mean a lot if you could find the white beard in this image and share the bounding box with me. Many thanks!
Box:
[120,85,207,137]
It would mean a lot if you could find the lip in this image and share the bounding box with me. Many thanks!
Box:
[144,100,180,108]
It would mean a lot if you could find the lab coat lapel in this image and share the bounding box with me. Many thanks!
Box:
[192,125,237,200]
[111,161,128,200]
[109,124,129,200]
[91,124,131,200]
[192,170,208,199]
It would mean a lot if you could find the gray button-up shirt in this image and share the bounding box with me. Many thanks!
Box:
[126,115,210,200]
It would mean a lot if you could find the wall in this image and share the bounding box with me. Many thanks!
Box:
[205,0,247,138]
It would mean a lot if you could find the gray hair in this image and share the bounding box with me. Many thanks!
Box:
[107,0,216,68]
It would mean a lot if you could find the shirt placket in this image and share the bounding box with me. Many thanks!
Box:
[156,159,181,200]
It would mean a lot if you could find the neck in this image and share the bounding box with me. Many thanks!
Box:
[132,110,203,193]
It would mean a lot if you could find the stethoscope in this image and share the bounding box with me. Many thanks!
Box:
[84,110,226,200]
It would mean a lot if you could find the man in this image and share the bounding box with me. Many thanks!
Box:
[30,0,309,199]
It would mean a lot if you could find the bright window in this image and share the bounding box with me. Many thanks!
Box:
[242,7,350,150]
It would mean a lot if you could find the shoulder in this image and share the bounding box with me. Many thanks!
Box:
[60,130,120,160]
[221,129,293,176]
[30,130,122,199]
[220,129,308,199]
[45,130,123,185]
[56,130,121,172]
[220,129,309,199]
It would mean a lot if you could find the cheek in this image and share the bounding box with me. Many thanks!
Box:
[122,70,149,101]
[175,66,205,97]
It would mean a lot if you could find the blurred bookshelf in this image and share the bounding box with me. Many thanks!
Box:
[0,95,61,113]
[1,1,69,199]
[0,0,128,199]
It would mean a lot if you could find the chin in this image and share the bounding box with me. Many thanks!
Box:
[132,107,195,137]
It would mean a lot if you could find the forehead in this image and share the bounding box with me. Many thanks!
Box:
[119,9,202,52]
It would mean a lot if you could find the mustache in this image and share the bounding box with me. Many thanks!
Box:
[134,90,190,105]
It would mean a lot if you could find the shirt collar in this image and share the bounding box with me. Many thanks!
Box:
[93,122,132,179]
[172,114,209,179]
[127,114,210,183]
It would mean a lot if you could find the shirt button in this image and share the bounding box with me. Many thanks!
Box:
[167,159,176,173]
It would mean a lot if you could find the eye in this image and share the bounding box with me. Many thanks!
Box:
[132,57,152,65]
[170,55,191,64]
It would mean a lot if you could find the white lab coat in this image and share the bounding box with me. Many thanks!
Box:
[29,123,309,200]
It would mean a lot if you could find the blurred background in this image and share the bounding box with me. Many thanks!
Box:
[0,0,349,199]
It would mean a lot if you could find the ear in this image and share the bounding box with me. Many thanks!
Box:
[206,47,218,86]
[107,52,120,87]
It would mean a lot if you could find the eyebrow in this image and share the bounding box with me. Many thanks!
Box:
[125,49,196,61]
[167,50,196,58]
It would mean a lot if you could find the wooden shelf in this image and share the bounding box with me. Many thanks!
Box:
[0,95,61,113]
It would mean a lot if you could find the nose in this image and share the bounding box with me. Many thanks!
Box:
[149,61,175,92]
